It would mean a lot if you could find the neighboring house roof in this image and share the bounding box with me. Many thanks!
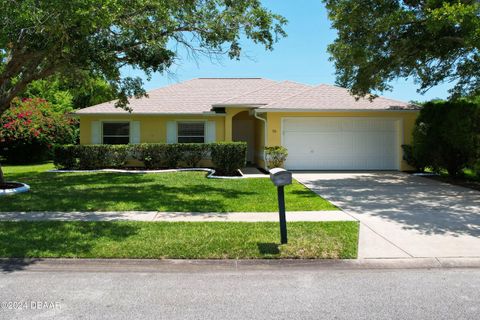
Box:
[76,78,417,115]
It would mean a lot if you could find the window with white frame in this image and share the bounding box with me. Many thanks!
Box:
[103,122,130,144]
[177,122,205,143]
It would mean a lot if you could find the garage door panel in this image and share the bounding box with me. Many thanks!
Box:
[282,117,399,170]
[284,118,341,132]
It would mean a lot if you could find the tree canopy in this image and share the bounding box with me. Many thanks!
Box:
[24,76,116,113]
[0,0,286,115]
[323,0,480,98]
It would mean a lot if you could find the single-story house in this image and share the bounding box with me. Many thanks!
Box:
[76,78,420,171]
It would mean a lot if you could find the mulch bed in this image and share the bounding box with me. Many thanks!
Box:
[422,175,480,192]
[0,182,24,190]
[211,170,242,177]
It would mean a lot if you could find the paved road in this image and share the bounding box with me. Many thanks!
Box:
[294,172,480,258]
[0,264,479,320]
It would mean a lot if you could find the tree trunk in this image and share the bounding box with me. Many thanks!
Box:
[0,162,4,186]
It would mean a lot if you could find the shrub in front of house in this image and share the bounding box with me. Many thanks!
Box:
[181,143,210,167]
[78,145,129,169]
[54,145,129,169]
[265,146,288,169]
[133,144,167,169]
[404,100,480,176]
[474,159,480,179]
[53,144,79,169]
[210,142,247,175]
[54,142,247,175]
[401,144,427,172]
[133,143,210,168]
[0,98,78,163]
[164,144,184,168]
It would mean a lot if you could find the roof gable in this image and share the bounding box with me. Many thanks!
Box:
[216,81,311,106]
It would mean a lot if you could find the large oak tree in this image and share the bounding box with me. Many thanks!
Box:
[0,0,286,184]
[323,0,480,98]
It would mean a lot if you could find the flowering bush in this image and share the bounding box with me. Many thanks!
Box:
[0,98,78,163]
[265,146,288,169]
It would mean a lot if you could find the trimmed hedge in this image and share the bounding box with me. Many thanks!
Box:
[53,142,246,175]
[182,144,210,168]
[54,145,129,170]
[210,142,247,175]
[132,143,210,169]
[53,144,78,169]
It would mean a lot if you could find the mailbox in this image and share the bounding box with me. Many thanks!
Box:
[269,168,292,187]
[269,168,291,244]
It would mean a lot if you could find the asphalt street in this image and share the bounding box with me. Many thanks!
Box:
[0,263,479,320]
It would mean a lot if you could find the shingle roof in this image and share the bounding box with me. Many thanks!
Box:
[76,78,277,114]
[261,84,416,111]
[216,81,311,106]
[75,78,416,115]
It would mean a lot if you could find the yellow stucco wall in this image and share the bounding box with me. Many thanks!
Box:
[254,116,266,168]
[79,110,419,171]
[79,115,225,144]
[263,111,419,171]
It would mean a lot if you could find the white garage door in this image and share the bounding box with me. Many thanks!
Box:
[282,117,400,170]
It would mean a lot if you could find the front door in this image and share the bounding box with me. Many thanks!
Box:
[233,119,255,163]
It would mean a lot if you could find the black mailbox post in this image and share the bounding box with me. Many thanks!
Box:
[269,168,292,244]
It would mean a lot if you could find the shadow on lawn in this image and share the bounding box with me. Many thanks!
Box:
[1,172,256,212]
[257,242,280,255]
[289,189,321,198]
[0,221,139,273]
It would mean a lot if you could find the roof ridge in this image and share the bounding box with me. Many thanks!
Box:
[282,80,314,87]
[323,84,414,106]
[265,83,320,107]
[372,94,414,106]
[191,78,277,110]
[217,80,313,105]
[197,77,264,79]
[217,81,282,104]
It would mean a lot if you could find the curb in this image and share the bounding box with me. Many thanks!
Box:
[2,257,480,273]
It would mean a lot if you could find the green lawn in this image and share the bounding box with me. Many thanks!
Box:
[0,221,358,259]
[1,163,337,212]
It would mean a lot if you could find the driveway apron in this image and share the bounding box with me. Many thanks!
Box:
[294,172,480,259]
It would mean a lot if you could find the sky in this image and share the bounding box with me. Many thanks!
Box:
[122,0,453,103]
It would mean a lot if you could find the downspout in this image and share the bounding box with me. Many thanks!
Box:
[253,109,268,169]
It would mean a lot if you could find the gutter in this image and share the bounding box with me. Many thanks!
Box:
[252,109,268,167]
[255,108,420,113]
[74,112,225,117]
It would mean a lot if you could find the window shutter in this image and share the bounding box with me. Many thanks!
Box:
[130,121,141,144]
[205,121,216,143]
[166,121,177,144]
[91,121,101,144]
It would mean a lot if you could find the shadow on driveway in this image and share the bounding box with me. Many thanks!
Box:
[294,171,480,238]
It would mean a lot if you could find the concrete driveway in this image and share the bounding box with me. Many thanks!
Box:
[294,172,480,259]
